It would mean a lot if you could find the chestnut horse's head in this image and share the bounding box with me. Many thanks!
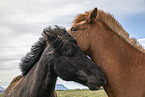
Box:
[68,8,98,53]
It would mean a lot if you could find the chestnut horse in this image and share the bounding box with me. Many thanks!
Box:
[2,26,106,97]
[69,8,145,97]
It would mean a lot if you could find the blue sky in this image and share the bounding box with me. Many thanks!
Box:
[0,0,145,89]
[120,13,145,39]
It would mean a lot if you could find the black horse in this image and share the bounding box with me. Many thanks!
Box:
[2,26,106,97]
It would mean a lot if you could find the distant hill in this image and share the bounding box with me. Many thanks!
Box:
[0,86,5,93]
[55,84,68,90]
[0,84,68,93]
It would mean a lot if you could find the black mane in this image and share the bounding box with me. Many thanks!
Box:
[19,25,77,76]
[19,36,47,76]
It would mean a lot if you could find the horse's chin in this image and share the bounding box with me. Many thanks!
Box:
[88,84,100,90]
[89,87,100,91]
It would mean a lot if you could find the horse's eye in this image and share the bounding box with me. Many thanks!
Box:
[71,27,77,31]
[67,53,74,57]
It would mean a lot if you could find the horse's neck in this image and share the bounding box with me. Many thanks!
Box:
[88,22,145,97]
[20,55,57,97]
[89,22,144,70]
[32,62,57,97]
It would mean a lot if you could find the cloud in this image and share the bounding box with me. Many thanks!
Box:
[96,0,145,17]
[0,33,40,74]
[138,38,145,48]
[0,69,21,83]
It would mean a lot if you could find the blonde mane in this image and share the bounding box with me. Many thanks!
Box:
[74,9,145,53]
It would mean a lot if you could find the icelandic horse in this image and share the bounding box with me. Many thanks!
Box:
[69,8,145,97]
[2,26,106,97]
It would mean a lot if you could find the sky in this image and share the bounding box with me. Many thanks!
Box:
[0,0,145,89]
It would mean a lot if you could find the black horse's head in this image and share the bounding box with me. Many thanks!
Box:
[43,26,106,90]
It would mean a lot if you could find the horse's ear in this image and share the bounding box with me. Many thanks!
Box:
[88,8,98,23]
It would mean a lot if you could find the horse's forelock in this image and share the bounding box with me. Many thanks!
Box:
[73,11,90,24]
[54,26,77,45]
[44,26,77,46]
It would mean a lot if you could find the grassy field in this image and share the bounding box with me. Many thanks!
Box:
[0,89,107,97]
[56,89,107,97]
[0,93,2,97]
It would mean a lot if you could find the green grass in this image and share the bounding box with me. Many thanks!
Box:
[0,93,2,97]
[0,89,107,97]
[56,89,107,97]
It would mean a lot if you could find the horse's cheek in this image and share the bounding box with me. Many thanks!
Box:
[76,36,90,53]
